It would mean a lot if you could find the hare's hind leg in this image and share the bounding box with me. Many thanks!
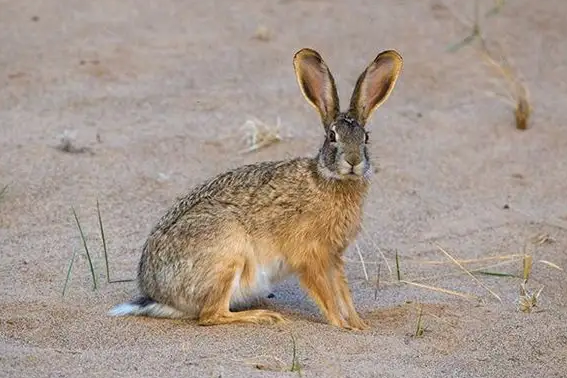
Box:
[198,259,285,326]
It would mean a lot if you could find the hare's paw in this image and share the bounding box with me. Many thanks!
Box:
[248,309,287,324]
[346,315,369,331]
[199,309,286,326]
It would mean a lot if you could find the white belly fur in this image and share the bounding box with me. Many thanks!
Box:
[230,258,288,307]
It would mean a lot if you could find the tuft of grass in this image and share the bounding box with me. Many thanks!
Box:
[395,250,402,281]
[290,333,302,376]
[62,246,78,297]
[97,199,110,284]
[518,280,544,313]
[71,206,97,290]
[414,305,425,337]
[253,25,272,42]
[480,45,531,130]
[240,116,283,153]
[435,243,501,302]
[55,130,94,154]
[446,0,530,130]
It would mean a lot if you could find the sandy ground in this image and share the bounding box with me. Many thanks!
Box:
[1,0,567,377]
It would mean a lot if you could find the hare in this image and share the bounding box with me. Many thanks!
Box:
[109,48,403,330]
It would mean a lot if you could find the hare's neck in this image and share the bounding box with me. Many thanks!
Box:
[310,158,370,201]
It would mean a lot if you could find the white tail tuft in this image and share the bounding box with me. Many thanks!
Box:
[108,298,186,319]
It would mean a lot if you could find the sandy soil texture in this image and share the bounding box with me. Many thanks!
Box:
[1,0,567,377]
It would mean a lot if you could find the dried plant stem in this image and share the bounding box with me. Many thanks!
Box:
[435,244,501,302]
[400,280,479,301]
[71,207,97,290]
[355,243,369,281]
[360,225,393,276]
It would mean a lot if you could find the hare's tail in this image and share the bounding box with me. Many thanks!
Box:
[108,296,185,319]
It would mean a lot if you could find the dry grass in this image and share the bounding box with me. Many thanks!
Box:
[360,225,393,278]
[518,280,544,313]
[400,280,480,301]
[538,260,563,271]
[480,44,531,130]
[243,333,302,376]
[352,229,562,311]
[240,116,283,153]
[252,25,272,42]
[55,130,94,154]
[446,0,531,130]
[434,244,501,301]
[355,242,369,281]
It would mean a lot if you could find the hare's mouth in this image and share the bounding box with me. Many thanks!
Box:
[338,160,367,178]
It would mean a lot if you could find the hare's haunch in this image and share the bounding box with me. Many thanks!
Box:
[109,48,403,330]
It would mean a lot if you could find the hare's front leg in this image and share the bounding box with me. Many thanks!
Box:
[331,255,368,330]
[296,259,348,329]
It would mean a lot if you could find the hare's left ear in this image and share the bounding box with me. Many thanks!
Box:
[348,50,403,127]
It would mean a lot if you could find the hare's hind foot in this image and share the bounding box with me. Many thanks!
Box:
[198,309,286,326]
[197,258,286,326]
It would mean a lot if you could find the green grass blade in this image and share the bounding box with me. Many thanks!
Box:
[447,32,478,53]
[71,206,97,290]
[0,184,9,200]
[486,0,506,17]
[96,199,110,283]
[290,333,301,376]
[475,270,517,278]
[414,305,424,337]
[395,250,402,281]
[62,246,78,297]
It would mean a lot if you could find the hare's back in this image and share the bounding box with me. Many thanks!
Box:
[149,158,311,237]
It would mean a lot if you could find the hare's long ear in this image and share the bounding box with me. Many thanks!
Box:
[348,50,403,127]
[293,48,340,128]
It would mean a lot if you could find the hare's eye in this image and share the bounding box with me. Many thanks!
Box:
[328,130,337,143]
[364,132,369,144]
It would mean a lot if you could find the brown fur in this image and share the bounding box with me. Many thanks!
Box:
[110,48,403,330]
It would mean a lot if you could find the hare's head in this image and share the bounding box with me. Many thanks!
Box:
[293,48,403,180]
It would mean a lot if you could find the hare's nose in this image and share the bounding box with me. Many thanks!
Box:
[345,156,362,167]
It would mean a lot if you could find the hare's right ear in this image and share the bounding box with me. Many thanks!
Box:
[348,50,403,127]
[293,48,340,128]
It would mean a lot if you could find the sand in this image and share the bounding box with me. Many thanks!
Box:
[1,0,567,377]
